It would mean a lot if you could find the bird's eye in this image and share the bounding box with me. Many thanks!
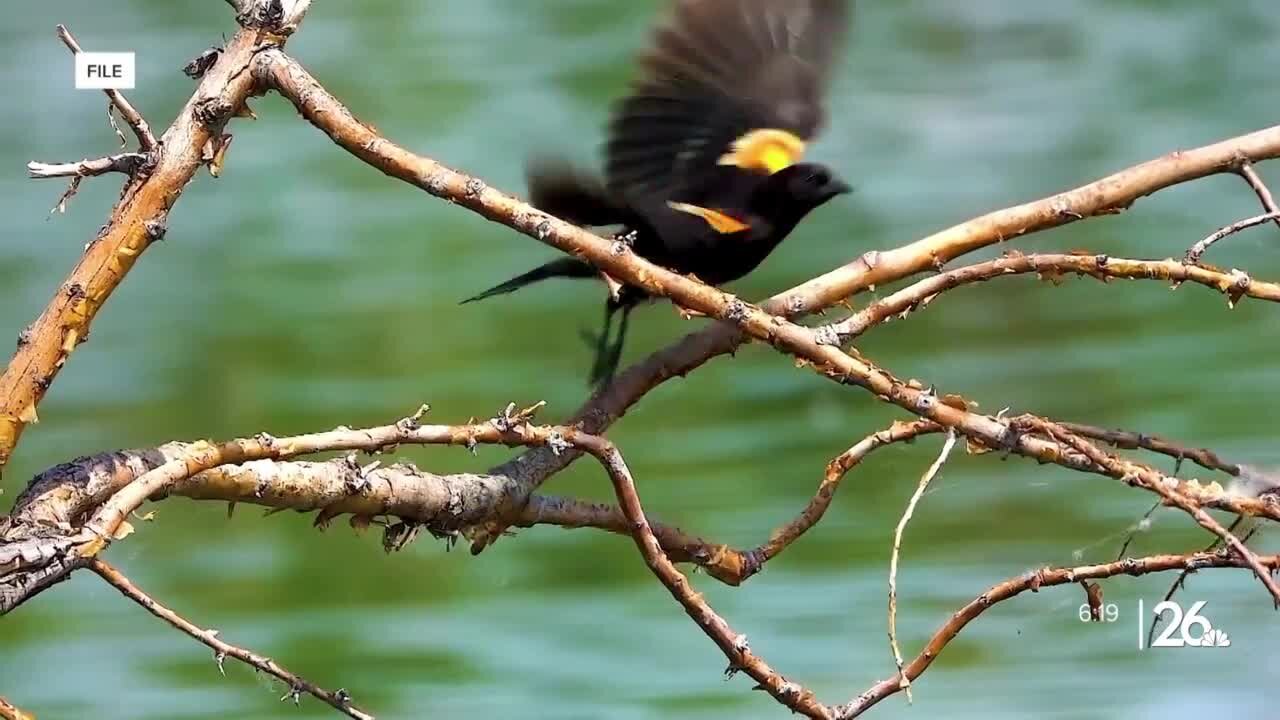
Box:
[807,171,828,186]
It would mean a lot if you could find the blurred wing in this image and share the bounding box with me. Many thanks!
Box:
[605,0,850,202]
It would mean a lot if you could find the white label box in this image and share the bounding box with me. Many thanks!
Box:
[75,52,136,90]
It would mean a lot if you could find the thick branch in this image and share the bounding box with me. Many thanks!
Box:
[92,560,372,719]
[483,126,1280,519]
[0,696,32,720]
[5,411,830,718]
[0,19,304,473]
[252,52,1280,535]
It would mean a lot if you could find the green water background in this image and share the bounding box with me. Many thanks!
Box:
[2,1,1278,718]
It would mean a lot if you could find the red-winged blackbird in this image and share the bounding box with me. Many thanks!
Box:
[464,0,852,385]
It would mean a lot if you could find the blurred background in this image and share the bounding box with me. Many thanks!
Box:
[2,1,1279,718]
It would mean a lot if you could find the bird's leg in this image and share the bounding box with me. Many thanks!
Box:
[588,302,619,385]
[603,304,633,381]
[600,271,626,302]
[600,229,638,303]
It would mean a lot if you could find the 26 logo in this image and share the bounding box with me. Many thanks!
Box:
[1147,600,1231,649]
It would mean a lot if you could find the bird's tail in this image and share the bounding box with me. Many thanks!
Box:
[526,158,631,227]
[461,257,597,304]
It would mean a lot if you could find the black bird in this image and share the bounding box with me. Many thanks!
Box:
[464,0,853,385]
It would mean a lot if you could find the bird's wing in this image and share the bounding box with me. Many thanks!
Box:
[604,0,850,204]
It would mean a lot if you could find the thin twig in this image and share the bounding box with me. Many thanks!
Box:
[1024,418,1280,606]
[55,25,156,152]
[514,494,758,585]
[520,420,944,585]
[91,559,372,719]
[1237,160,1280,229]
[27,154,146,180]
[1061,421,1241,477]
[836,551,1280,719]
[255,52,1280,533]
[831,252,1280,344]
[887,429,957,702]
[472,127,1280,527]
[1184,211,1280,264]
[1146,517,1252,646]
[749,421,943,578]
[45,411,833,718]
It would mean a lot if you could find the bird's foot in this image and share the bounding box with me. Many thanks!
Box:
[599,272,625,302]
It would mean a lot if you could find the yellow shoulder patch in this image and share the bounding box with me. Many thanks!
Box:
[667,202,751,234]
[717,129,806,174]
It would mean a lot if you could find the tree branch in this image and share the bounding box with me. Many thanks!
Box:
[475,126,1280,529]
[91,559,372,719]
[1237,160,1280,229]
[1184,211,1280,264]
[1058,421,1241,476]
[26,153,146,180]
[887,430,957,701]
[250,51,1280,537]
[0,696,33,720]
[832,251,1280,343]
[1014,416,1280,605]
[0,15,306,473]
[55,25,156,152]
[4,408,834,718]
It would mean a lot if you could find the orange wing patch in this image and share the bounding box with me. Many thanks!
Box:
[717,129,806,174]
[667,202,751,234]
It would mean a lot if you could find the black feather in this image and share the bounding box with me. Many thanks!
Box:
[460,257,597,304]
[606,0,851,202]
[526,158,632,227]
[463,0,854,388]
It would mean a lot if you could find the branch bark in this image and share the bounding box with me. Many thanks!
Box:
[474,134,1280,548]
[0,14,306,473]
[831,251,1279,343]
[92,559,373,719]
[0,696,33,720]
[250,50,1280,538]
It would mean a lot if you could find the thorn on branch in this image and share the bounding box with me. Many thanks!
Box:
[392,404,431,435]
[280,685,302,706]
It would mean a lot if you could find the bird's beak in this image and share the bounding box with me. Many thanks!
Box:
[829,178,853,196]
